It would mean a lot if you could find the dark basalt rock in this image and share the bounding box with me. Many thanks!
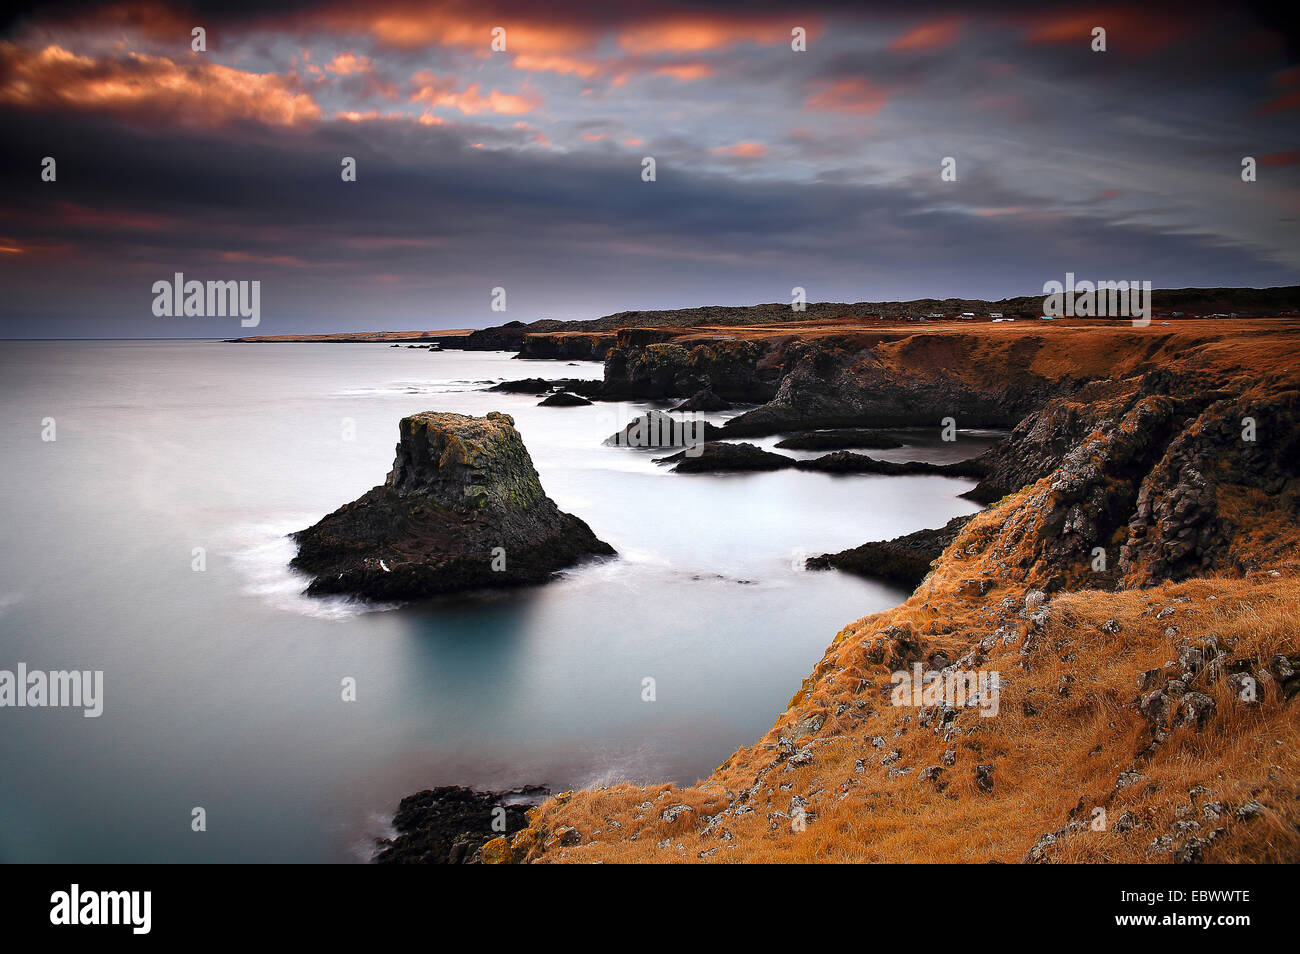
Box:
[374,785,548,864]
[644,440,986,477]
[292,411,614,601]
[672,388,732,412]
[488,377,603,397]
[775,429,905,451]
[602,335,780,401]
[538,391,592,407]
[603,410,726,448]
[654,442,794,473]
[807,515,974,587]
[795,451,985,477]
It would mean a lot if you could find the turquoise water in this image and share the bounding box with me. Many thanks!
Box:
[0,341,992,861]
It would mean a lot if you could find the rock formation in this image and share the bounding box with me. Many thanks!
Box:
[374,785,547,864]
[292,411,614,600]
[500,318,1300,865]
[774,429,905,450]
[806,514,974,586]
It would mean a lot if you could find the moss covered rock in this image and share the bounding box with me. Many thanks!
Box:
[292,411,614,601]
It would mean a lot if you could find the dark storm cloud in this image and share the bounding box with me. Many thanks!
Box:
[1,0,1297,336]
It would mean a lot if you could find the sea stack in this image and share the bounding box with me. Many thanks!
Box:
[292,411,614,600]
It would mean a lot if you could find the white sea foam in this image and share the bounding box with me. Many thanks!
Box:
[350,811,398,863]
[226,518,399,620]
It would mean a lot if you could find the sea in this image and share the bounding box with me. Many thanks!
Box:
[0,340,997,861]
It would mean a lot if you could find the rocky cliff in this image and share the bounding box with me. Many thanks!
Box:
[292,411,613,600]
[490,318,1300,864]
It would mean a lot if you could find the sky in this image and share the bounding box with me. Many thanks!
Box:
[1,0,1298,337]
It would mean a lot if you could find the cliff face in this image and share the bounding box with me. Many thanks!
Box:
[493,319,1300,864]
[601,330,782,401]
[292,411,613,600]
[517,333,615,360]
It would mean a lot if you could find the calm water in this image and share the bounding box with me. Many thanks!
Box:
[0,341,994,862]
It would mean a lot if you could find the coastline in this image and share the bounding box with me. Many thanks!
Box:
[362,308,1300,863]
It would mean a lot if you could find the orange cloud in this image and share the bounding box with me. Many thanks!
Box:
[511,53,605,79]
[618,16,809,53]
[509,52,712,87]
[56,202,174,230]
[319,5,592,53]
[653,62,714,81]
[805,77,888,115]
[218,250,311,267]
[712,142,767,158]
[326,52,372,75]
[410,71,540,115]
[889,17,964,52]
[1260,150,1300,167]
[1021,9,1189,52]
[335,109,408,122]
[0,43,320,126]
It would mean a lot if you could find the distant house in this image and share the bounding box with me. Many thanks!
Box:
[989,312,1003,318]
[959,312,975,319]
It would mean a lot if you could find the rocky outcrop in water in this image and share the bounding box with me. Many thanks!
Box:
[518,333,615,360]
[602,410,726,448]
[672,388,732,412]
[602,331,781,402]
[806,514,974,586]
[488,377,603,397]
[774,429,905,450]
[374,785,547,864]
[292,411,614,600]
[655,442,793,472]
[538,391,591,407]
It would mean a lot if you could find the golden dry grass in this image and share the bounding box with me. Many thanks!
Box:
[507,320,1300,864]
[518,573,1299,864]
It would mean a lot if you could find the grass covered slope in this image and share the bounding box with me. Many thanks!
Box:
[504,321,1300,864]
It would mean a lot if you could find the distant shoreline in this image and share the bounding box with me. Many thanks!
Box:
[227,329,474,343]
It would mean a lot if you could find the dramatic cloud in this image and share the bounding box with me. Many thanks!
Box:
[0,42,321,126]
[0,0,1297,337]
[889,17,964,52]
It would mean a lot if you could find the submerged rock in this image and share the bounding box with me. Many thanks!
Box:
[292,411,614,600]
